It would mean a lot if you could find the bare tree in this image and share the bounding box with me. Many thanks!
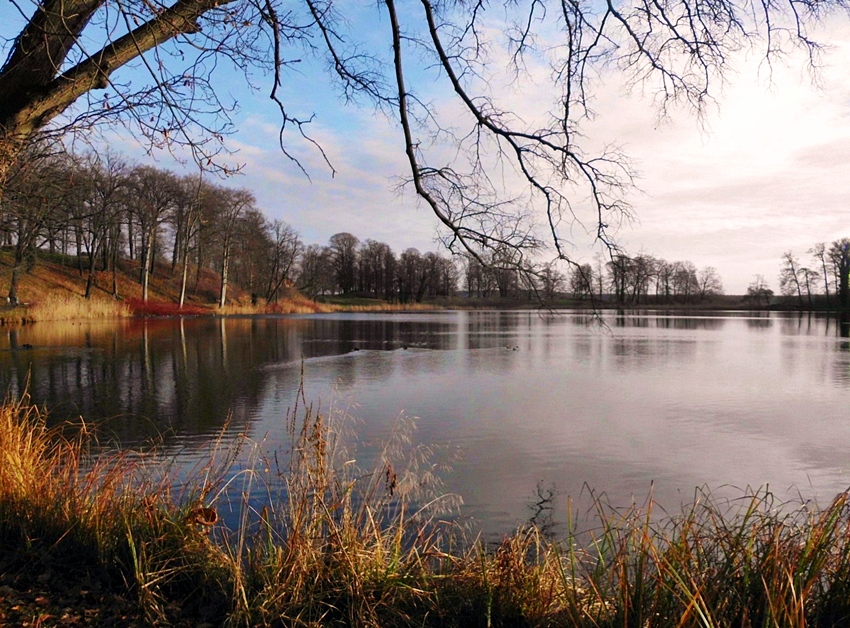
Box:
[746,275,774,308]
[263,220,302,303]
[810,243,831,304]
[359,239,395,299]
[75,151,129,299]
[297,244,333,298]
[128,165,179,302]
[464,255,493,299]
[216,188,255,307]
[172,175,209,307]
[779,251,805,306]
[2,147,77,304]
[1,0,840,277]
[607,254,630,304]
[829,239,850,310]
[328,233,360,295]
[568,263,593,300]
[697,266,724,302]
[536,260,566,300]
[799,267,820,309]
[655,260,675,303]
[672,261,699,303]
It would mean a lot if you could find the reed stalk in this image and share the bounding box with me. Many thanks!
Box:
[3,395,850,626]
[26,293,131,321]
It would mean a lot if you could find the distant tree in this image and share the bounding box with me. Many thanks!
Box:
[1,147,76,304]
[779,251,805,306]
[534,261,566,300]
[799,267,820,309]
[809,242,830,304]
[745,275,774,308]
[359,239,395,299]
[174,175,208,307]
[398,248,434,303]
[593,253,607,299]
[75,151,129,299]
[568,263,593,300]
[654,259,674,303]
[629,254,657,304]
[607,254,630,304]
[129,165,179,302]
[464,255,493,298]
[226,206,267,296]
[829,239,850,310]
[810,243,831,304]
[488,246,522,299]
[671,261,699,303]
[328,233,360,295]
[297,245,333,298]
[216,188,255,307]
[697,266,724,301]
[431,255,458,298]
[263,220,302,303]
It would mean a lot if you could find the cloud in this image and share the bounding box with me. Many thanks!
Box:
[92,8,850,295]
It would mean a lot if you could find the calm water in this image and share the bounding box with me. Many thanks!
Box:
[3,310,850,534]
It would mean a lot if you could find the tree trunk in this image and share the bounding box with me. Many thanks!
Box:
[7,241,25,305]
[142,228,154,302]
[8,267,20,306]
[219,248,229,308]
[111,245,119,298]
[84,251,97,299]
[179,244,189,308]
[75,226,83,275]
[84,272,94,299]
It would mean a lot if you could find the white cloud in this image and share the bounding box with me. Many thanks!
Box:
[94,9,850,295]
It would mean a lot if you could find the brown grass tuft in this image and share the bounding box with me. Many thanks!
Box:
[5,394,850,626]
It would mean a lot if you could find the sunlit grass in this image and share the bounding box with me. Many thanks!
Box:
[217,297,332,315]
[340,302,438,312]
[3,395,850,626]
[126,297,211,316]
[27,293,131,321]
[0,396,234,624]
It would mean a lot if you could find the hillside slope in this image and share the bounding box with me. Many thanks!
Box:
[0,251,326,321]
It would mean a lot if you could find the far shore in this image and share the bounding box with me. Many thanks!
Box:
[2,292,848,326]
[0,250,845,324]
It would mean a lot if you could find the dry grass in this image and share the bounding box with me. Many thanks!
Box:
[338,302,438,312]
[217,294,333,315]
[4,395,850,626]
[0,397,235,624]
[0,251,450,324]
[27,293,131,321]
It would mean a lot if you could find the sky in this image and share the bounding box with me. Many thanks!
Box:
[6,3,850,295]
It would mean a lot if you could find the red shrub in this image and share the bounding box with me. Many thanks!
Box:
[126,298,210,317]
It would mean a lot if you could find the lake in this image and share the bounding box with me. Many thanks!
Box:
[3,309,850,536]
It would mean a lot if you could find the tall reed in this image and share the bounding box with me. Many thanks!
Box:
[223,385,462,626]
[27,293,131,321]
[0,396,235,624]
[4,393,850,626]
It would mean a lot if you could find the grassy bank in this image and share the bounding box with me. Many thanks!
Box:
[3,399,850,626]
[0,251,445,323]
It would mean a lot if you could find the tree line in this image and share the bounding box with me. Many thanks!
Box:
[1,146,733,308]
[0,145,563,305]
[566,254,724,305]
[0,148,465,305]
[1,148,302,306]
[773,240,850,309]
[1,0,835,288]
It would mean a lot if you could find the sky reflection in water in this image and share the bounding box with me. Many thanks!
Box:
[2,310,850,536]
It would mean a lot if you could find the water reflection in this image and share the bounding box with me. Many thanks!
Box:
[3,310,850,535]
